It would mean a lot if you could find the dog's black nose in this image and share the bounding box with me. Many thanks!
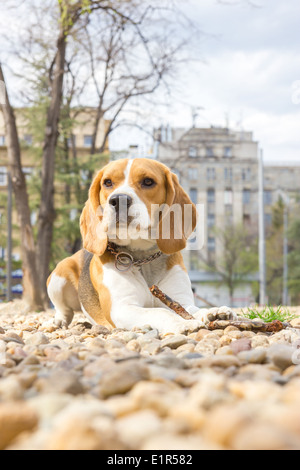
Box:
[109,194,133,213]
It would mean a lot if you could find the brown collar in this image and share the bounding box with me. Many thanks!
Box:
[107,242,163,272]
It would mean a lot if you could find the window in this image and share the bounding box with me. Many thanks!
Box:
[23,167,33,182]
[206,147,214,158]
[84,135,93,148]
[207,188,215,204]
[207,213,215,227]
[0,167,7,186]
[0,135,5,146]
[243,214,251,226]
[264,190,273,206]
[207,168,216,181]
[242,168,251,181]
[24,134,33,146]
[188,146,197,158]
[224,189,233,205]
[189,188,198,205]
[207,237,216,252]
[224,168,233,181]
[188,168,198,180]
[68,135,76,148]
[30,211,37,226]
[224,147,232,158]
[70,209,78,221]
[243,189,251,205]
[265,213,272,227]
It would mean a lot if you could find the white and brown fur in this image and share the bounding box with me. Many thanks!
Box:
[47,158,236,335]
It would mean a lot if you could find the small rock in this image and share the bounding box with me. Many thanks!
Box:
[0,376,24,401]
[0,402,38,450]
[194,339,219,356]
[126,340,141,353]
[267,344,295,370]
[97,362,149,399]
[115,410,162,447]
[251,335,269,349]
[141,339,161,355]
[210,355,241,368]
[227,330,245,340]
[203,404,250,447]
[47,415,125,450]
[153,353,186,369]
[35,370,84,395]
[215,346,234,356]
[161,335,188,350]
[230,338,252,355]
[290,318,300,328]
[25,333,49,346]
[195,329,211,341]
[90,325,111,336]
[130,381,184,416]
[232,423,299,450]
[219,335,232,347]
[238,348,267,364]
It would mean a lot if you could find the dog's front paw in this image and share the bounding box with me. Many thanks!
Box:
[193,306,238,324]
[54,311,73,329]
[206,306,238,323]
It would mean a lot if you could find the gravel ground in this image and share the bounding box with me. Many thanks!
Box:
[1,301,300,450]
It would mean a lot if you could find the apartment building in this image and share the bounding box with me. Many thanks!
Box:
[154,125,300,307]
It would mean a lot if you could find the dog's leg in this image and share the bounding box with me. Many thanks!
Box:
[111,304,204,335]
[48,273,80,328]
[191,306,238,324]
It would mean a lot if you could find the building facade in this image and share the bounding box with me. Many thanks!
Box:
[154,126,300,307]
[0,107,110,299]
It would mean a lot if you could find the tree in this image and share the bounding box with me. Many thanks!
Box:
[200,224,258,306]
[1,0,199,306]
[288,218,300,304]
[0,64,44,310]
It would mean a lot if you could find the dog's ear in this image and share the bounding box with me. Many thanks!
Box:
[80,169,108,256]
[156,169,198,255]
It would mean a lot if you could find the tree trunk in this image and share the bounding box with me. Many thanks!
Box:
[36,31,67,303]
[0,65,44,311]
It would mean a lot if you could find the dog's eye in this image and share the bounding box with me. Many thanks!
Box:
[142,178,155,188]
[103,179,113,188]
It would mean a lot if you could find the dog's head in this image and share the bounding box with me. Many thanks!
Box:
[80,158,198,255]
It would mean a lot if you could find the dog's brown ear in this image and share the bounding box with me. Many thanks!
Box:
[80,169,108,256]
[156,169,198,255]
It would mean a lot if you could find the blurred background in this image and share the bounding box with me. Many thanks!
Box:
[0,0,299,309]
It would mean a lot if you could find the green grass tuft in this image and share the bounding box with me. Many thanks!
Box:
[241,305,297,323]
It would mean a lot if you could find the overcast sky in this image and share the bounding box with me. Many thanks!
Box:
[111,0,300,163]
[0,0,299,163]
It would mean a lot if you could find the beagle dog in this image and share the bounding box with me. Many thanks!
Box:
[47,158,236,335]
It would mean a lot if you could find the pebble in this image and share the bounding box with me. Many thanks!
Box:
[1,303,300,450]
[0,402,38,450]
[266,344,296,370]
[230,338,252,355]
[25,332,50,346]
[35,370,84,395]
[161,334,188,349]
[96,362,149,399]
